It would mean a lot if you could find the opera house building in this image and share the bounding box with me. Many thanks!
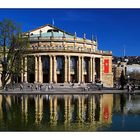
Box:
[5,24,114,87]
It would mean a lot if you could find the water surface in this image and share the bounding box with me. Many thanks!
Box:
[0,93,140,131]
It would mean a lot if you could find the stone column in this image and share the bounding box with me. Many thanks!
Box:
[109,57,112,73]
[100,57,103,81]
[81,56,84,83]
[38,56,43,83]
[92,57,95,82]
[35,56,38,83]
[67,56,71,83]
[24,56,28,82]
[64,56,68,83]
[53,55,57,83]
[78,56,81,83]
[49,55,53,83]
[90,57,93,82]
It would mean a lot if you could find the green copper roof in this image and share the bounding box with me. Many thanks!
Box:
[30,31,74,38]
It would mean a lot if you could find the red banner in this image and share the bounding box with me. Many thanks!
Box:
[104,59,109,73]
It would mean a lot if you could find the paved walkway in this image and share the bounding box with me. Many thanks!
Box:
[0,87,140,95]
[0,83,140,95]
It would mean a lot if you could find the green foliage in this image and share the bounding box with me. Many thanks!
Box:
[27,56,35,73]
[0,18,29,88]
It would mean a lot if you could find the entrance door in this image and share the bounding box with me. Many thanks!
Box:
[84,75,88,83]
[43,74,49,83]
[28,74,35,83]
[57,74,61,83]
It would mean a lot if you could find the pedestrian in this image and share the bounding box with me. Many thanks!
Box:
[48,85,50,91]
[35,84,38,90]
[5,85,8,91]
[51,85,54,90]
[132,83,135,92]
[12,83,14,91]
[20,84,23,91]
[39,84,43,91]
[127,83,130,92]
[129,84,132,93]
[71,83,74,88]
[46,85,48,91]
[31,84,34,91]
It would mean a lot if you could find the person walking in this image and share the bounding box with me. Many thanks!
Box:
[20,84,23,91]
[127,83,130,92]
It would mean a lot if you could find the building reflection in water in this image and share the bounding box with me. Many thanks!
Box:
[49,95,58,126]
[35,95,43,125]
[21,95,28,124]
[63,95,72,129]
[86,95,95,123]
[0,93,114,131]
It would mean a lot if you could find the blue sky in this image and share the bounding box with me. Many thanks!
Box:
[0,9,140,56]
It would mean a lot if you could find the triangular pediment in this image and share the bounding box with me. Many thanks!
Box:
[29,24,74,38]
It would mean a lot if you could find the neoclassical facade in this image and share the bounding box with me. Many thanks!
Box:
[21,24,113,87]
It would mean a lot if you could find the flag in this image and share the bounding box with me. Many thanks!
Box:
[104,59,109,73]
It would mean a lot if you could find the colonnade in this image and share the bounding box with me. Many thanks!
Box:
[21,55,102,83]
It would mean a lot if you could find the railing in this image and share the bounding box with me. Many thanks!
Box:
[0,37,112,55]
[26,45,112,55]
[29,36,96,45]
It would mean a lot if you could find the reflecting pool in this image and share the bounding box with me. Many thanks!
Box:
[0,93,140,131]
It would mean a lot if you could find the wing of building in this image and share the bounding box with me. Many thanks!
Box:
[0,24,113,87]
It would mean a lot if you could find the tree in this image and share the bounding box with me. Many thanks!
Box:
[119,70,126,90]
[0,19,29,89]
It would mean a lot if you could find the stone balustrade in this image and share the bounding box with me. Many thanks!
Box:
[26,44,112,55]
[29,36,96,45]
